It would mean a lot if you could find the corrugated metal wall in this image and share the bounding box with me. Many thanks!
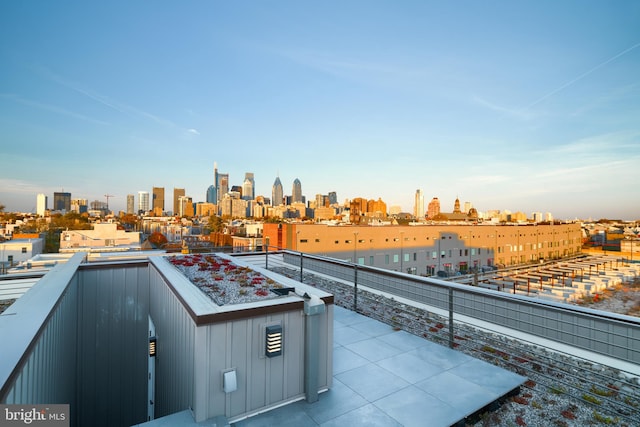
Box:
[76,264,150,427]
[0,254,83,427]
[1,275,79,409]
[148,266,196,419]
[194,311,307,422]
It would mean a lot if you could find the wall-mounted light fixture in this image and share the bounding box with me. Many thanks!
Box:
[265,325,282,358]
[149,336,157,357]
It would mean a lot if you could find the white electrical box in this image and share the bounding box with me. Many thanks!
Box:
[223,369,237,393]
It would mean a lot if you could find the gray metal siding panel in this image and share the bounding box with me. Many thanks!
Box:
[148,267,195,419]
[1,274,79,416]
[76,266,149,427]
[197,310,308,421]
[229,320,248,416]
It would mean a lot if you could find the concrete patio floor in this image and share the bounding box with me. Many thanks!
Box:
[232,305,526,427]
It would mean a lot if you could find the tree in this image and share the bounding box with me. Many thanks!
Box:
[208,215,225,233]
[148,231,168,248]
[119,214,139,230]
[50,212,91,230]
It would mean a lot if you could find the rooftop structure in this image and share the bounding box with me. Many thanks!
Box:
[59,223,141,253]
[0,252,333,426]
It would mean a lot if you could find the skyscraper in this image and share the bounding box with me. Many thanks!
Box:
[53,192,71,212]
[328,191,337,205]
[36,193,47,217]
[414,189,425,219]
[292,178,302,203]
[240,177,252,201]
[427,197,440,219]
[206,185,216,204]
[71,199,88,214]
[212,163,219,205]
[218,173,229,203]
[138,191,150,214]
[272,177,283,206]
[152,187,165,216]
[177,195,194,217]
[126,194,135,214]
[173,188,185,215]
[213,162,229,204]
[244,172,255,200]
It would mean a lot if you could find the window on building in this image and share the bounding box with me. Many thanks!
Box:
[334,240,339,244]
[393,254,399,263]
[369,256,374,265]
[385,254,389,264]
[448,250,452,257]
[300,239,308,243]
[471,248,476,256]
[432,251,437,259]
[404,253,409,262]
[315,238,320,243]
[413,252,417,261]
[21,247,27,253]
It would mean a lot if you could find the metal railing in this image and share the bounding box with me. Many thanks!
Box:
[280,250,640,365]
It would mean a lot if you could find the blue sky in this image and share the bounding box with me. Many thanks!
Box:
[1,1,639,220]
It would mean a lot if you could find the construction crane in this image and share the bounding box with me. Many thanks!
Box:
[104,194,115,211]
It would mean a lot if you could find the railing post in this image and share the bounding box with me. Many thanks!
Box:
[299,252,304,283]
[265,244,269,269]
[353,264,358,312]
[448,288,454,349]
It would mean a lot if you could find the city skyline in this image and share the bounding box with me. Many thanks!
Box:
[1,2,639,220]
[0,174,558,221]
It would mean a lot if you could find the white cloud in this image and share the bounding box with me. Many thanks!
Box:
[186,128,200,136]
